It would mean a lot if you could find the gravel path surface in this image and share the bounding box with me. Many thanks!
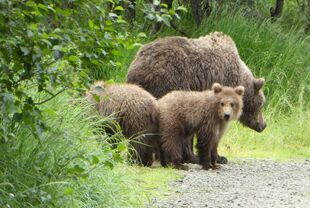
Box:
[149,159,310,208]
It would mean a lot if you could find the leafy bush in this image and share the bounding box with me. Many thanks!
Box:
[0,0,138,141]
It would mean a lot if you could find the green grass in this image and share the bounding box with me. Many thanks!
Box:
[0,93,180,207]
[219,110,310,160]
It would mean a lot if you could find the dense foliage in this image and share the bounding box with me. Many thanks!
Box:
[0,0,138,141]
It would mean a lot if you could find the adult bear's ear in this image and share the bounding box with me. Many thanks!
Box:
[254,78,265,92]
[212,83,222,94]
[234,86,245,96]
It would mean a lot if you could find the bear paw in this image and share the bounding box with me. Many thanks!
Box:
[202,164,212,170]
[217,155,228,164]
[212,164,220,170]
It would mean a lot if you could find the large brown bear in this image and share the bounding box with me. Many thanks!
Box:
[127,31,266,163]
[158,83,244,170]
[86,81,159,167]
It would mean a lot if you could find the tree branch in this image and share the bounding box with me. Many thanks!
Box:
[34,88,67,105]
[270,0,284,19]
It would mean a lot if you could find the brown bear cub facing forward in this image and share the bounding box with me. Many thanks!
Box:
[158,83,244,170]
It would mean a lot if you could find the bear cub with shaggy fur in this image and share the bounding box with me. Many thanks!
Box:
[158,83,244,170]
[86,81,159,167]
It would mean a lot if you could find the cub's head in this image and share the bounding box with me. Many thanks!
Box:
[212,83,245,122]
[85,81,106,103]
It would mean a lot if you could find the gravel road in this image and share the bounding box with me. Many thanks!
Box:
[149,159,310,208]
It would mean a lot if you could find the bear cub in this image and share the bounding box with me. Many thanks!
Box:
[158,83,244,170]
[86,81,159,167]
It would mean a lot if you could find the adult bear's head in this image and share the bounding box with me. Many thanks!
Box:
[240,78,267,132]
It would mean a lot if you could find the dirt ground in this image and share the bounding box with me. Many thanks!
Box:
[149,158,310,208]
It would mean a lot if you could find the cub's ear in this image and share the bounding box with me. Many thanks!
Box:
[254,78,265,92]
[212,83,222,94]
[234,86,245,96]
[91,81,105,94]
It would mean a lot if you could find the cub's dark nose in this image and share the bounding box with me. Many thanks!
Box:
[224,113,230,121]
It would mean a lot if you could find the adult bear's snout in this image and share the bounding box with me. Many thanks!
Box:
[256,122,267,132]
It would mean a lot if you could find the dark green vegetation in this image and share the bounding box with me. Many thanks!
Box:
[1,0,309,207]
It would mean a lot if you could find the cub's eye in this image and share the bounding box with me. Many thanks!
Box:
[221,102,225,106]
[230,103,234,107]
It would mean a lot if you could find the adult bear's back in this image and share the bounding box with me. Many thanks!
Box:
[127,33,243,98]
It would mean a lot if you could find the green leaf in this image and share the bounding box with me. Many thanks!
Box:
[68,55,78,62]
[27,30,34,38]
[88,19,94,28]
[153,0,161,6]
[64,188,74,195]
[46,6,56,13]
[175,13,181,20]
[155,14,163,23]
[117,143,126,151]
[114,6,124,11]
[104,161,114,169]
[25,1,37,8]
[109,13,118,19]
[90,59,99,65]
[177,6,187,12]
[161,14,172,27]
[40,39,52,47]
[160,3,168,8]
[37,4,48,11]
[137,32,147,38]
[133,43,143,47]
[116,19,126,24]
[68,165,85,174]
[91,155,100,165]
[52,45,62,51]
[20,47,30,55]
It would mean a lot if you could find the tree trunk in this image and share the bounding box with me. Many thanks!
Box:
[270,0,284,18]
[203,0,212,17]
[191,0,203,26]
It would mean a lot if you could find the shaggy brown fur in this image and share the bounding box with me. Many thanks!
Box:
[158,83,244,170]
[127,31,267,163]
[86,81,159,167]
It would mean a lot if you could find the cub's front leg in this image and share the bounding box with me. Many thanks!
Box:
[197,133,213,170]
[197,126,228,165]
[211,141,220,170]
